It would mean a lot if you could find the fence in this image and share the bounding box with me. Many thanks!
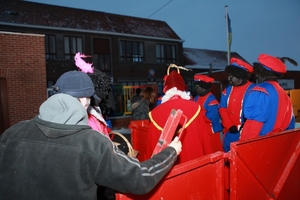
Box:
[123,86,145,115]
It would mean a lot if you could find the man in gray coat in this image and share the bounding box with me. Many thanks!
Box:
[0,71,181,200]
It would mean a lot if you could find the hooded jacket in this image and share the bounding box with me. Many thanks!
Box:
[0,94,177,200]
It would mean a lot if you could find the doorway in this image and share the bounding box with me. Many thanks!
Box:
[0,78,9,134]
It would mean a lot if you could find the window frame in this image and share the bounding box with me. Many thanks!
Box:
[92,54,111,72]
[64,36,83,60]
[45,34,56,60]
[93,38,111,72]
[120,40,144,62]
[156,43,177,63]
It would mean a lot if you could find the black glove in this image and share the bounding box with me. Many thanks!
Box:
[229,126,239,133]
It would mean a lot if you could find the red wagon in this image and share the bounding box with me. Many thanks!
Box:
[117,123,300,200]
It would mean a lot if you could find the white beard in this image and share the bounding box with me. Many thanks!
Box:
[161,87,191,103]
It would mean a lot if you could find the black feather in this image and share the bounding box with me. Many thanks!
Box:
[279,57,298,66]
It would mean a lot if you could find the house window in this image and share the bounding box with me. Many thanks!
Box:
[93,38,111,72]
[156,44,176,63]
[64,36,83,59]
[45,35,56,60]
[120,41,144,62]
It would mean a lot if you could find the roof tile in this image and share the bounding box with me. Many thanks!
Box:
[0,0,181,39]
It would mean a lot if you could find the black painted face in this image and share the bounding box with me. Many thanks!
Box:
[256,74,265,84]
[228,73,243,86]
[195,85,206,94]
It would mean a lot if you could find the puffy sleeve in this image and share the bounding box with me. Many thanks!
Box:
[207,98,223,134]
[241,86,270,139]
[205,98,220,123]
[243,86,271,123]
[219,87,234,130]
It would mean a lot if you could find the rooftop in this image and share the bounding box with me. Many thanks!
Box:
[0,0,181,40]
[183,48,246,70]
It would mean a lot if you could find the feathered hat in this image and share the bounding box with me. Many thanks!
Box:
[225,57,253,80]
[257,54,287,74]
[74,52,112,100]
[74,52,94,73]
[194,74,214,90]
[194,74,214,83]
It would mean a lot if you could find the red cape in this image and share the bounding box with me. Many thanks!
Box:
[147,98,213,164]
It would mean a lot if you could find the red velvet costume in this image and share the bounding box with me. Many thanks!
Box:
[147,98,212,164]
[193,74,223,152]
[219,81,254,133]
[241,54,295,139]
[146,68,213,164]
[219,58,255,152]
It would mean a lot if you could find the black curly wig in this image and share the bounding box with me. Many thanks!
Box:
[225,65,250,80]
[194,81,211,90]
[253,62,283,79]
[88,68,112,100]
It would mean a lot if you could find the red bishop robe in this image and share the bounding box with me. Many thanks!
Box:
[146,97,213,164]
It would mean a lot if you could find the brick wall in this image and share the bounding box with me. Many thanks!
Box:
[0,31,47,127]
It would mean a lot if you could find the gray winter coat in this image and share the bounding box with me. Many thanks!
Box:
[0,94,177,200]
[131,99,150,120]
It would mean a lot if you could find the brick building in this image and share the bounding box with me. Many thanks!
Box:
[1,0,299,131]
[0,0,185,92]
[0,31,47,133]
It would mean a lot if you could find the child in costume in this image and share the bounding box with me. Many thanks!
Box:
[194,74,223,152]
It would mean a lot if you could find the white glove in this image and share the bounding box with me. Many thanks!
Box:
[169,136,182,155]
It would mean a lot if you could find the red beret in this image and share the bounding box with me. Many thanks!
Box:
[163,70,186,93]
[194,74,214,83]
[258,54,286,73]
[230,57,253,73]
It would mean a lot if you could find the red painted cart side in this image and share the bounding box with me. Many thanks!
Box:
[124,121,300,200]
[129,120,150,161]
[116,152,227,200]
[229,129,300,200]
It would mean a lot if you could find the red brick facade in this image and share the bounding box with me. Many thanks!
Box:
[0,31,47,130]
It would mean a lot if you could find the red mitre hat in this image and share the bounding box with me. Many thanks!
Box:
[163,70,186,93]
[258,54,286,73]
[194,74,214,83]
[230,57,253,73]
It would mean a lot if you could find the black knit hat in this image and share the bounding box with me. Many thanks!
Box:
[53,71,95,98]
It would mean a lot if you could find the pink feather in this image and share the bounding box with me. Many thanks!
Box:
[74,52,94,73]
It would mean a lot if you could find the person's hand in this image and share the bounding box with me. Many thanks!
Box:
[229,125,238,133]
[169,136,182,155]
